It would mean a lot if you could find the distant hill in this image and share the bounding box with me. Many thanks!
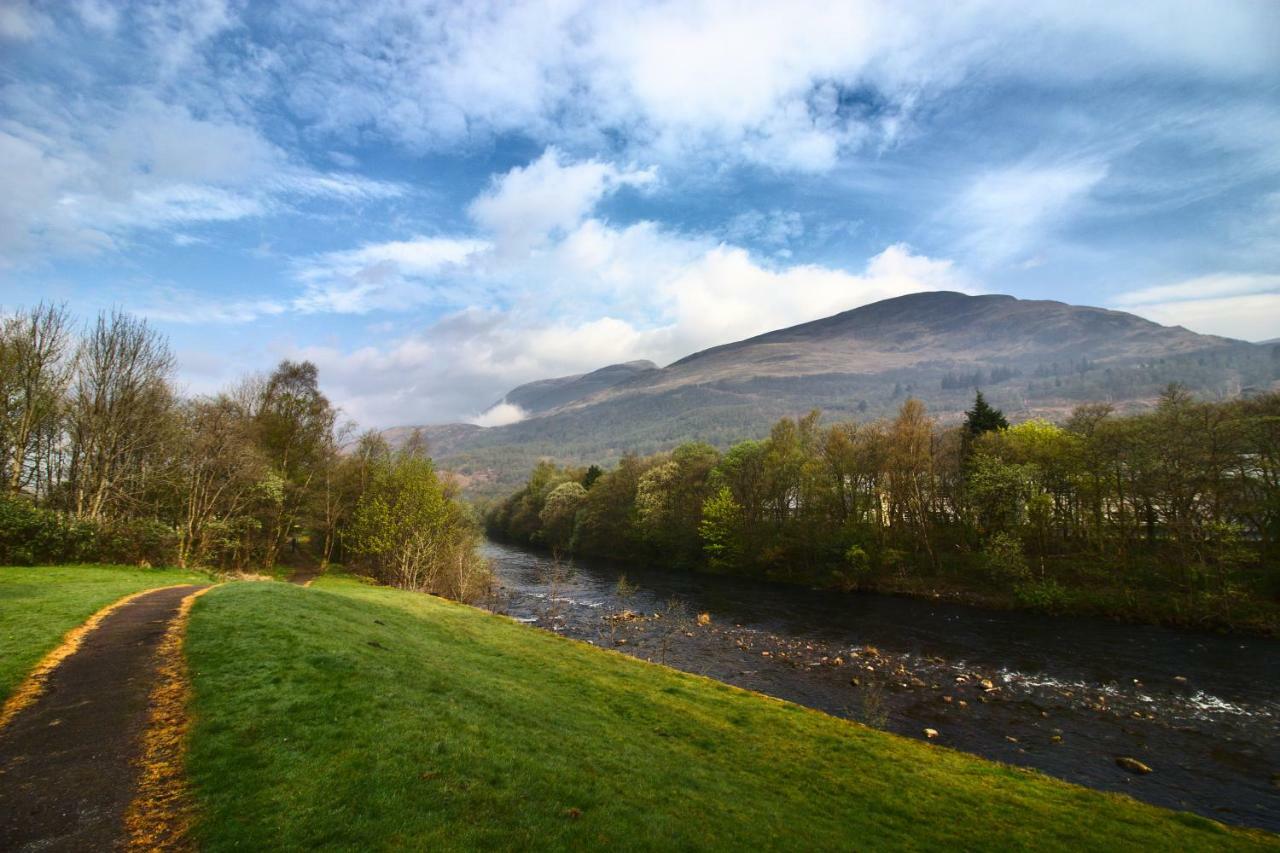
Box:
[390,292,1276,495]
[496,360,658,416]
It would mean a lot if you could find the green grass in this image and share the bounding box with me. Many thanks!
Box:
[184,577,1275,851]
[0,563,207,701]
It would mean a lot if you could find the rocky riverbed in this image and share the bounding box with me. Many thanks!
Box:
[482,540,1280,832]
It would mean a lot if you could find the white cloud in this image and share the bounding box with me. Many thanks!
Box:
[0,0,46,40]
[725,210,805,247]
[137,289,288,324]
[248,0,1277,173]
[472,402,528,428]
[0,90,409,265]
[949,160,1108,265]
[285,234,967,426]
[1111,273,1280,341]
[468,147,656,253]
[1112,273,1280,308]
[292,237,491,314]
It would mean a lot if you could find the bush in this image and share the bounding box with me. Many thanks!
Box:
[0,496,97,565]
[829,544,873,591]
[99,517,180,566]
[1014,578,1071,612]
[982,532,1030,583]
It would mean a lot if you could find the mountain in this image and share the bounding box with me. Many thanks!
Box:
[392,292,1275,495]
[495,360,658,416]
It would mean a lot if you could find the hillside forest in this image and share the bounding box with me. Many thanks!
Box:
[0,304,487,600]
[486,389,1280,632]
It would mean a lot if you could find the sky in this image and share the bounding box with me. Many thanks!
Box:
[2,0,1278,428]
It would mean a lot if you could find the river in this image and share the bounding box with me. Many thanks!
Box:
[480,539,1280,832]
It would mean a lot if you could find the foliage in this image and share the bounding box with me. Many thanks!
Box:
[964,390,1009,437]
[0,307,484,600]
[982,532,1030,583]
[488,391,1280,632]
[349,447,490,601]
[0,495,95,565]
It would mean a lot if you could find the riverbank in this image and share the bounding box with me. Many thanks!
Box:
[182,574,1273,849]
[483,539,1280,831]
[487,535,1280,636]
[857,569,1280,637]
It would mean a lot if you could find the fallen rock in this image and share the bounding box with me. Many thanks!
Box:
[696,612,711,626]
[850,677,861,687]
[923,728,939,739]
[1116,756,1153,775]
[977,678,996,692]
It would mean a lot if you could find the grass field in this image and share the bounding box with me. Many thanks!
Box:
[0,564,206,701]
[182,576,1274,851]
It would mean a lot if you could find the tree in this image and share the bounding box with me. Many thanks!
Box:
[66,310,175,521]
[350,449,489,600]
[253,360,336,568]
[699,486,743,570]
[0,303,73,498]
[964,391,1008,438]
[540,481,587,550]
[170,396,266,568]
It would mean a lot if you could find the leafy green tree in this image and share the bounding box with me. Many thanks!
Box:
[253,360,337,568]
[350,449,489,600]
[540,481,587,551]
[699,486,744,570]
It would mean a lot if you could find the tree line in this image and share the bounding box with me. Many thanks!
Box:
[0,303,487,600]
[486,389,1280,630]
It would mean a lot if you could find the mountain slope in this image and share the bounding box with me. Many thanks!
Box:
[497,360,657,415]
[391,292,1273,493]
[562,292,1238,409]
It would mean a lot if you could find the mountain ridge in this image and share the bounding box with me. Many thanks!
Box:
[386,292,1272,495]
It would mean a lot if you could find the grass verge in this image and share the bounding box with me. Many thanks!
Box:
[184,577,1274,851]
[0,564,206,701]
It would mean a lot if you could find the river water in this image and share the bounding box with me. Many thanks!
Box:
[480,540,1280,832]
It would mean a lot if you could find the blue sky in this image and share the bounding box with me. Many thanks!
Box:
[2,1,1278,427]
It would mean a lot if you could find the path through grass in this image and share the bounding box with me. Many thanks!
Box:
[0,564,206,701]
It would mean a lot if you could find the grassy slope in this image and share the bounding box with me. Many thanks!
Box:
[0,564,206,701]
[184,578,1273,851]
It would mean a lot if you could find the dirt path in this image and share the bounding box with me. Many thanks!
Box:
[286,566,321,586]
[0,584,208,852]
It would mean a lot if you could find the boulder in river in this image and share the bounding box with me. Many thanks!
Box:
[1116,756,1153,775]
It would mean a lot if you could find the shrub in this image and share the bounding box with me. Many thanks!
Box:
[0,496,97,565]
[99,517,180,566]
[1014,578,1071,612]
[983,532,1030,583]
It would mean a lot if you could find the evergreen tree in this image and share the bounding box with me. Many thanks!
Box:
[964,391,1008,437]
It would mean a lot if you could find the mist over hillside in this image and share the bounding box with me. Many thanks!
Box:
[391,292,1278,495]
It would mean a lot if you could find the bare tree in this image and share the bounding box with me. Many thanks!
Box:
[171,395,266,567]
[0,303,73,497]
[66,310,175,520]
